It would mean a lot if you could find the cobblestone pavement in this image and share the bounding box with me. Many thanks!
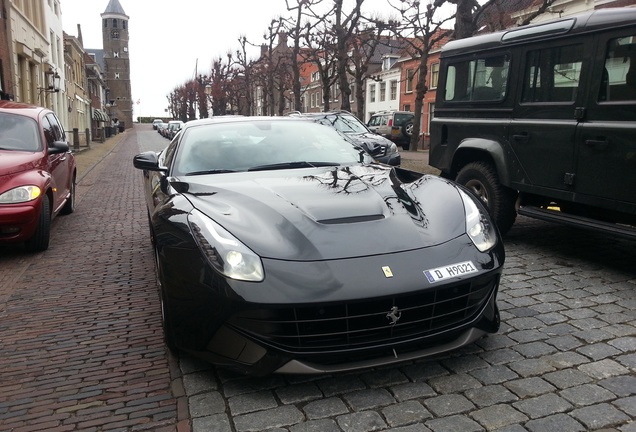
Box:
[0,124,634,432]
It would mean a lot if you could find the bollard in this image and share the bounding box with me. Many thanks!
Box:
[73,128,80,151]
[85,128,91,149]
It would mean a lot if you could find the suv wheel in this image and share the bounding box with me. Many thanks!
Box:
[401,121,414,150]
[456,161,517,235]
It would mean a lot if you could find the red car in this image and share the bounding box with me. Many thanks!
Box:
[0,100,76,252]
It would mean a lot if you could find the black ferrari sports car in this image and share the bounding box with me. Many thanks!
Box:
[133,116,504,376]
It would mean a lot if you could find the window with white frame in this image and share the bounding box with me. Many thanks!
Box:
[370,84,376,102]
[390,80,397,100]
[380,82,386,101]
[406,69,414,93]
[430,63,439,89]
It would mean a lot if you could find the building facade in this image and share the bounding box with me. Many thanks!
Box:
[63,31,90,137]
[44,0,67,128]
[6,0,51,104]
[0,0,15,100]
[101,0,132,129]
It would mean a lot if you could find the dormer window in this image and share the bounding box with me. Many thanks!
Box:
[382,55,399,71]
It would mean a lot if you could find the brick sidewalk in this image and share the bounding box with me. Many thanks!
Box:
[0,128,188,431]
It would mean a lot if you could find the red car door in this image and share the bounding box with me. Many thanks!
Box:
[41,114,70,212]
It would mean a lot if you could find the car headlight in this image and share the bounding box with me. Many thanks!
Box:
[459,189,497,252]
[0,186,41,204]
[188,209,264,282]
[388,143,398,154]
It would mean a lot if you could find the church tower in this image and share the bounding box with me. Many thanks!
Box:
[101,0,132,129]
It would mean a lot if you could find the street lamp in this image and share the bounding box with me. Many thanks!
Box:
[38,68,61,102]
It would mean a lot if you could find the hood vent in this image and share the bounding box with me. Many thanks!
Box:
[317,214,385,225]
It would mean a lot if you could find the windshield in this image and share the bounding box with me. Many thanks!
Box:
[316,114,368,134]
[0,113,41,151]
[173,119,366,175]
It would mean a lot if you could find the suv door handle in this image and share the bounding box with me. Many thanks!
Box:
[585,139,609,150]
[512,133,529,142]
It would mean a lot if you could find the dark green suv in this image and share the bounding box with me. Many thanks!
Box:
[430,8,636,238]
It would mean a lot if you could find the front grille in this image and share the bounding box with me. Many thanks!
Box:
[367,146,387,158]
[229,275,498,353]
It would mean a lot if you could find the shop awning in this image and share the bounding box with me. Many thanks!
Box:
[92,108,110,122]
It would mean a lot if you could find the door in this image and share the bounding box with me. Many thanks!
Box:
[508,40,590,194]
[42,114,70,211]
[575,30,636,208]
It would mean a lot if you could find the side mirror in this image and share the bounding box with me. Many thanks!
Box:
[48,141,70,155]
[133,151,167,172]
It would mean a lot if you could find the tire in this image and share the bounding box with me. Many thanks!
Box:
[402,121,414,138]
[155,247,178,352]
[456,161,517,235]
[25,198,51,252]
[401,121,414,150]
[60,176,76,215]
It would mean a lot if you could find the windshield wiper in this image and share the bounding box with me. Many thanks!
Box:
[248,161,339,172]
[184,169,236,176]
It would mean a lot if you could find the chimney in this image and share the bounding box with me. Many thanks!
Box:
[261,44,268,57]
[77,24,83,46]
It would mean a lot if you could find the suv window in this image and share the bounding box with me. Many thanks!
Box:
[599,35,636,102]
[392,113,414,127]
[444,55,510,102]
[521,44,583,103]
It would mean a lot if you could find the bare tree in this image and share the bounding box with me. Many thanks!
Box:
[332,0,365,112]
[301,17,339,111]
[382,0,453,151]
[234,36,256,115]
[345,21,388,120]
[445,0,560,40]
[283,0,324,112]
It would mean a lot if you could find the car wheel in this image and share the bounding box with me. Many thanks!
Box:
[25,198,51,252]
[456,161,517,235]
[154,247,178,352]
[402,121,414,138]
[401,122,414,150]
[60,175,76,215]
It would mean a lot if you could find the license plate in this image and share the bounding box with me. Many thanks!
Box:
[424,261,478,283]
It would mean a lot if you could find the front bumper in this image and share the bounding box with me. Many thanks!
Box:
[0,202,38,242]
[159,234,504,375]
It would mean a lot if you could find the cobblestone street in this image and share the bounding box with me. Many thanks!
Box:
[0,124,634,432]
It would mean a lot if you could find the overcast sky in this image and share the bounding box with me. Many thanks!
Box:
[60,0,405,119]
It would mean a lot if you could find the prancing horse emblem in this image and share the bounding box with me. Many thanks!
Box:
[386,306,401,325]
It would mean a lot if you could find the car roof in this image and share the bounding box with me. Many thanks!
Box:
[182,116,308,130]
[0,100,48,119]
[441,8,636,57]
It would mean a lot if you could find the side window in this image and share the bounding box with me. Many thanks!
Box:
[41,116,56,146]
[163,137,180,169]
[599,35,636,102]
[522,44,584,103]
[46,113,66,142]
[444,54,510,102]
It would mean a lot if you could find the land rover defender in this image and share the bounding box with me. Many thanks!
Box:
[429,8,636,238]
